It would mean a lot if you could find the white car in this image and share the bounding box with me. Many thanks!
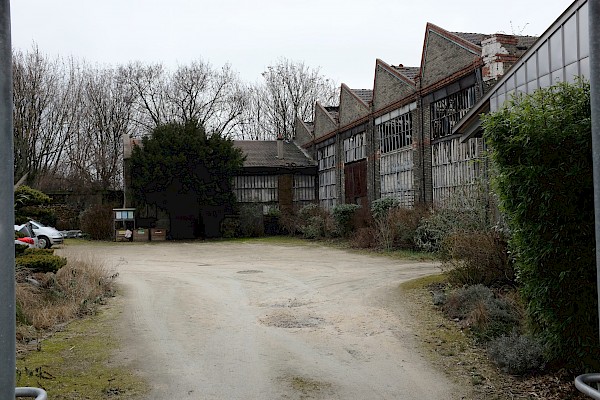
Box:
[29,220,64,249]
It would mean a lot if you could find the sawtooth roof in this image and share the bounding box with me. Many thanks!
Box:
[233,140,316,168]
[391,65,420,81]
[350,89,373,104]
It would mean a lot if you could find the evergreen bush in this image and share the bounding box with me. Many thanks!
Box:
[482,78,598,370]
[332,204,360,237]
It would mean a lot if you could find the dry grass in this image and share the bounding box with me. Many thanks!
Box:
[16,251,117,342]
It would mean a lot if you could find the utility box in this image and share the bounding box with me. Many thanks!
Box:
[133,227,149,242]
[150,228,166,241]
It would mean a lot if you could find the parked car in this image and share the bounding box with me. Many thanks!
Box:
[14,223,39,248]
[28,220,64,249]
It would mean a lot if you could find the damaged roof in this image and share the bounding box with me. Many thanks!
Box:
[391,65,420,81]
[233,140,316,168]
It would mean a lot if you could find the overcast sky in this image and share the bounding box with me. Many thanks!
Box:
[11,0,572,89]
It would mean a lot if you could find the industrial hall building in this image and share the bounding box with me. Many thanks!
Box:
[294,22,539,210]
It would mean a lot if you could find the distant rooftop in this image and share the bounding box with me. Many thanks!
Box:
[233,140,316,168]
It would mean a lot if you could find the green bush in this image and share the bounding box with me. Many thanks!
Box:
[483,78,598,371]
[16,248,67,273]
[370,197,399,220]
[14,185,55,226]
[238,204,264,237]
[332,204,360,237]
[297,204,332,239]
[220,216,240,238]
[487,333,545,375]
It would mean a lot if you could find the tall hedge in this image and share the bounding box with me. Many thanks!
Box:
[482,79,597,370]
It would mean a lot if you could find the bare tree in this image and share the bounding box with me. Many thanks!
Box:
[12,46,82,185]
[243,58,339,140]
[61,65,134,190]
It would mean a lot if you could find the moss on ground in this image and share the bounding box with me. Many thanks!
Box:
[16,299,147,399]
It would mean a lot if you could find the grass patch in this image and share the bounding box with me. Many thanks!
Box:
[16,299,147,399]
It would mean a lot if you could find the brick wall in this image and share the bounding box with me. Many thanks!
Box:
[421,30,480,88]
[339,86,370,126]
[373,64,415,111]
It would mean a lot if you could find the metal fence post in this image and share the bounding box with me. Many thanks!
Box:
[0,0,14,399]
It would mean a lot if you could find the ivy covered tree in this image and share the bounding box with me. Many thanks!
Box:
[130,120,244,239]
[482,78,597,371]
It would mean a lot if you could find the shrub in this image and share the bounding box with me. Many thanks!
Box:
[238,204,264,237]
[488,333,545,375]
[414,184,493,253]
[350,227,378,249]
[16,252,117,331]
[483,78,598,370]
[371,205,427,251]
[332,204,361,237]
[371,197,399,220]
[79,204,114,240]
[14,186,55,226]
[279,208,300,235]
[15,249,67,273]
[441,229,514,287]
[220,216,240,238]
[297,204,333,239]
[443,284,521,342]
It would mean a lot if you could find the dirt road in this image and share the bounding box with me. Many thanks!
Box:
[72,240,465,399]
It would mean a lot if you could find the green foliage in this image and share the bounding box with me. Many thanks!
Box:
[482,78,598,370]
[79,204,114,240]
[370,197,400,220]
[297,204,332,239]
[130,120,244,215]
[415,188,492,253]
[16,248,67,273]
[332,204,360,237]
[487,333,545,375]
[238,204,264,237]
[15,243,28,256]
[14,186,55,225]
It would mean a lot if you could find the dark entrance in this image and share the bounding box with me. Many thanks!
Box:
[344,159,368,205]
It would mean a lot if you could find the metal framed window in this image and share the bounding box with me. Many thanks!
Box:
[343,132,366,163]
[377,112,412,154]
[430,86,476,140]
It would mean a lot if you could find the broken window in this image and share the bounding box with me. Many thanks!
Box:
[377,112,412,154]
[343,132,366,163]
[430,86,476,140]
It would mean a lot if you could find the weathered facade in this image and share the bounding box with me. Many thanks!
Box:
[232,138,317,213]
[299,21,538,209]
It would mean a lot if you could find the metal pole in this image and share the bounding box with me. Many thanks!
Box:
[0,0,14,398]
[591,0,600,351]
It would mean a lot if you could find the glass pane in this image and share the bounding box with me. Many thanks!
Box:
[505,74,515,91]
[579,2,589,58]
[550,30,563,72]
[516,65,526,86]
[581,56,590,78]
[127,211,134,219]
[551,69,564,84]
[538,42,550,76]
[526,56,537,82]
[564,14,578,65]
[527,79,539,94]
[539,74,551,89]
[517,84,526,95]
[115,211,122,219]
[565,62,579,83]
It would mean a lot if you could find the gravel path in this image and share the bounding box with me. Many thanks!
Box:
[70,240,465,399]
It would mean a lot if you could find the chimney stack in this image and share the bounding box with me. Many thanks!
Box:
[277,133,284,159]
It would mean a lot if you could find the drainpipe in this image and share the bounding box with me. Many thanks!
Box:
[0,0,15,398]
